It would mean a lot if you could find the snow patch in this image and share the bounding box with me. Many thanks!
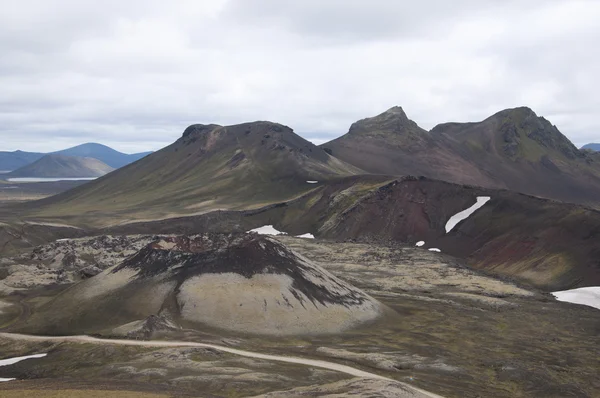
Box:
[248,225,287,236]
[296,233,315,239]
[428,248,441,253]
[0,353,47,367]
[445,196,491,233]
[415,241,425,247]
[552,287,600,310]
[306,181,319,184]
[0,353,47,382]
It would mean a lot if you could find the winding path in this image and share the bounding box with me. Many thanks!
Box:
[0,332,443,398]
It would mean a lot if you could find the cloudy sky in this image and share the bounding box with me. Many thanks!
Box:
[1,0,599,153]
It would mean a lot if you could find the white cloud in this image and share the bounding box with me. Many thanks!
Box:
[0,0,598,153]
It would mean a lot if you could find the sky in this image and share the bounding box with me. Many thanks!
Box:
[1,0,599,153]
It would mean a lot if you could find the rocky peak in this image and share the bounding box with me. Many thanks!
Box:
[492,107,582,160]
[381,106,409,119]
[181,124,222,139]
[348,106,426,137]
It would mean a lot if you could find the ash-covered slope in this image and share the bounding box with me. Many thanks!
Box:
[22,234,382,335]
[6,154,114,178]
[323,107,600,207]
[31,122,362,222]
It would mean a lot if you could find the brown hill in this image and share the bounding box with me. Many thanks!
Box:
[5,154,114,178]
[322,107,600,207]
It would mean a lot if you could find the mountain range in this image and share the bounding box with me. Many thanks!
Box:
[322,106,600,208]
[9,107,596,292]
[0,143,151,171]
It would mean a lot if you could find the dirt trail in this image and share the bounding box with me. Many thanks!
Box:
[0,332,443,398]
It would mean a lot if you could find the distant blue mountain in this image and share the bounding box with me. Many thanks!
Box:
[0,150,45,171]
[53,143,152,168]
[0,143,152,171]
[581,143,600,151]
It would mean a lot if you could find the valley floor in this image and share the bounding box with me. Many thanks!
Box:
[0,236,598,397]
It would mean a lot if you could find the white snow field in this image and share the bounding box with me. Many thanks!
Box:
[552,287,600,310]
[248,227,315,239]
[306,180,319,184]
[445,196,491,233]
[0,353,47,382]
[248,225,287,236]
[415,241,425,247]
[296,233,315,239]
[428,248,441,253]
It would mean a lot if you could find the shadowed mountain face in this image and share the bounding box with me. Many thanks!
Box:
[5,154,114,178]
[30,121,362,222]
[20,233,382,335]
[323,107,600,208]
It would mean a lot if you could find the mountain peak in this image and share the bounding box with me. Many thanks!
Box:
[491,106,538,121]
[181,124,222,139]
[382,105,408,117]
[346,106,426,139]
[484,107,582,160]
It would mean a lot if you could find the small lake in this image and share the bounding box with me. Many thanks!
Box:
[7,177,97,182]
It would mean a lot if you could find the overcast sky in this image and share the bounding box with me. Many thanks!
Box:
[1,0,599,153]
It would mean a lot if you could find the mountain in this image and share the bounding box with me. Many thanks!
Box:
[53,143,152,168]
[19,233,382,335]
[0,150,44,171]
[29,121,362,222]
[322,106,600,208]
[0,143,151,172]
[581,143,600,151]
[5,154,114,178]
